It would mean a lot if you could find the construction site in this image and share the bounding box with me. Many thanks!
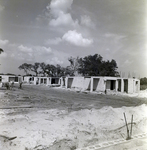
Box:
[0,79,147,150]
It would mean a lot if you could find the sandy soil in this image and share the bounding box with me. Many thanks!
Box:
[0,84,147,150]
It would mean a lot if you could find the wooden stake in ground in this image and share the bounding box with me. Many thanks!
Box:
[123,113,131,140]
[130,115,133,137]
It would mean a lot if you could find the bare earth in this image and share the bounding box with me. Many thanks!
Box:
[0,84,147,150]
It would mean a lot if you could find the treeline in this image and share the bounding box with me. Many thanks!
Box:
[140,77,147,85]
[18,54,119,77]
[140,77,147,90]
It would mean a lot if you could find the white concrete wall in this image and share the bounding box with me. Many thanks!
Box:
[96,78,105,91]
[1,75,9,82]
[23,76,32,83]
[133,79,140,93]
[64,76,140,94]
[128,78,134,94]
[0,75,15,82]
[71,77,84,89]
[83,78,91,91]
[0,75,23,83]
[60,77,66,87]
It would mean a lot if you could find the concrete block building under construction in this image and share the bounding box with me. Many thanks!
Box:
[0,75,140,94]
[60,76,140,94]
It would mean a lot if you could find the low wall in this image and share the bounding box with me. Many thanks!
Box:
[71,77,84,89]
[83,78,91,91]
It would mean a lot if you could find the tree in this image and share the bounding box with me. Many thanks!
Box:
[68,56,80,76]
[0,48,4,54]
[0,48,4,65]
[101,59,119,76]
[30,62,40,76]
[64,66,75,76]
[140,77,147,85]
[56,64,67,77]
[78,54,119,76]
[18,63,32,75]
[39,62,47,76]
[45,64,56,77]
[50,65,57,77]
[78,54,103,76]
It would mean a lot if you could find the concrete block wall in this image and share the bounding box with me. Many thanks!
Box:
[96,78,105,92]
[33,76,140,94]
[83,77,91,91]
[71,77,84,89]
[1,75,9,82]
[128,78,134,94]
[133,79,140,93]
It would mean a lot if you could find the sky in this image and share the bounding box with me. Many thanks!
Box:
[0,0,146,77]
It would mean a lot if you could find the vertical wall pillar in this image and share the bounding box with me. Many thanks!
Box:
[60,77,62,87]
[115,80,118,91]
[133,80,136,93]
[39,78,41,85]
[121,79,124,92]
[47,78,49,85]
[65,77,68,88]
[34,77,36,85]
[48,78,50,85]
[90,77,93,92]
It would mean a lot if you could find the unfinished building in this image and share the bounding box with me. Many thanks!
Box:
[34,77,60,86]
[64,76,140,94]
[0,75,23,83]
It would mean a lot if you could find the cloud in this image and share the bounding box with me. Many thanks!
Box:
[17,45,52,61]
[104,33,125,40]
[36,46,52,53]
[0,5,5,12]
[46,57,63,65]
[18,45,33,53]
[124,60,133,65]
[62,30,93,47]
[49,0,73,17]
[45,37,62,45]
[49,12,78,27]
[80,15,95,28]
[48,0,78,27]
[0,39,9,46]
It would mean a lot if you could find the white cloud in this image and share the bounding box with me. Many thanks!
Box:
[0,5,5,12]
[45,37,62,45]
[80,15,95,28]
[48,0,78,27]
[0,39,9,46]
[46,57,63,65]
[62,30,93,47]
[49,0,73,17]
[124,60,133,65]
[49,12,78,27]
[39,46,52,53]
[104,33,125,40]
[18,45,33,53]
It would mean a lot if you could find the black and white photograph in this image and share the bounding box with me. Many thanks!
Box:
[0,0,147,149]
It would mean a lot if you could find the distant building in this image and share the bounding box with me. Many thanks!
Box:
[0,75,22,83]
[33,77,61,86]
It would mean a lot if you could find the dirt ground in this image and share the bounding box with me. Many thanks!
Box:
[0,84,147,150]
